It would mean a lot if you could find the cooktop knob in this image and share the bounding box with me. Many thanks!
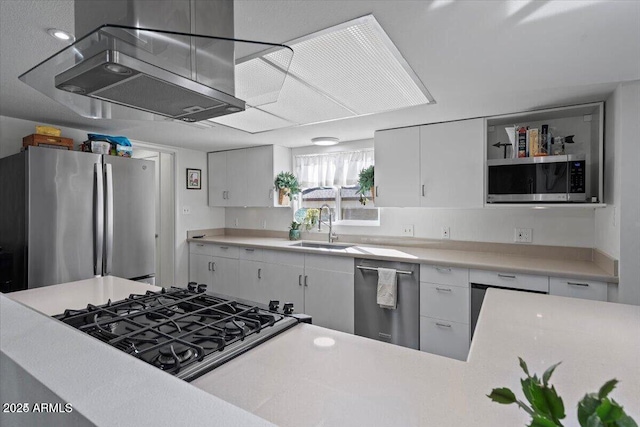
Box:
[197,284,207,293]
[283,303,294,315]
[187,282,197,292]
[268,300,280,311]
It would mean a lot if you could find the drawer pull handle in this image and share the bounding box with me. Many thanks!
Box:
[422,184,425,197]
[435,322,451,328]
[258,268,262,279]
[208,262,212,271]
[435,287,452,292]
[298,274,302,286]
[498,274,516,279]
[435,267,451,273]
[245,248,255,252]
[567,282,589,287]
[212,262,216,272]
[304,275,308,287]
[219,246,228,250]
[197,244,204,247]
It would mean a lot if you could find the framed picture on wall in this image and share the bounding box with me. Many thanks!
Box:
[186,168,201,190]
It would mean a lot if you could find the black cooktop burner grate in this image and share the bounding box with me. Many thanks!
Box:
[53,287,288,376]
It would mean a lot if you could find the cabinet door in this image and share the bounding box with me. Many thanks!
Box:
[304,268,354,334]
[237,260,262,302]
[262,262,305,312]
[189,253,213,286]
[225,149,247,207]
[420,316,469,361]
[374,127,421,207]
[211,257,239,298]
[245,146,274,208]
[420,119,484,208]
[208,152,227,207]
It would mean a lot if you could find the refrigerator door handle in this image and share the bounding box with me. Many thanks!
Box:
[94,163,104,276]
[104,163,114,275]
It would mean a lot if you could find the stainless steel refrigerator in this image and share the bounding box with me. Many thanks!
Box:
[0,146,155,292]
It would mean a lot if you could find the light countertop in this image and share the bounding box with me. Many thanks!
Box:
[193,289,640,427]
[4,278,638,426]
[187,235,617,283]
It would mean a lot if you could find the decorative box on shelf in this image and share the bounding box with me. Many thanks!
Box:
[23,134,74,150]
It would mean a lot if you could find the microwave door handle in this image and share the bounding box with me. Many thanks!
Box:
[104,163,114,275]
[94,163,104,276]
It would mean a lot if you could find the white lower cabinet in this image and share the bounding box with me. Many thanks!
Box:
[190,245,354,334]
[420,317,470,361]
[549,277,607,301]
[419,264,470,361]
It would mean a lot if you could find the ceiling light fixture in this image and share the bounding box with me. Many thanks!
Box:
[47,28,75,43]
[312,137,340,146]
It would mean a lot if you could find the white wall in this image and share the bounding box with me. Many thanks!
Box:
[0,115,224,286]
[616,81,640,306]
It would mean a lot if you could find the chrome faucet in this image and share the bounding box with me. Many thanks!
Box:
[318,204,337,243]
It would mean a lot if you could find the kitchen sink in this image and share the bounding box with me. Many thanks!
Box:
[290,242,354,250]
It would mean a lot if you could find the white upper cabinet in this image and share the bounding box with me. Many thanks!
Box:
[208,151,228,206]
[374,120,484,208]
[420,118,484,208]
[208,145,292,208]
[374,126,421,207]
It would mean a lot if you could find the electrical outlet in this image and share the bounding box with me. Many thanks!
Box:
[182,206,191,215]
[514,228,532,243]
[234,218,239,227]
[402,224,414,237]
[442,226,450,239]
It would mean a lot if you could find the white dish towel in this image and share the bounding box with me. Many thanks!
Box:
[377,268,397,309]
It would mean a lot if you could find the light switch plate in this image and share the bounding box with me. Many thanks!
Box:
[402,224,414,237]
[514,228,532,243]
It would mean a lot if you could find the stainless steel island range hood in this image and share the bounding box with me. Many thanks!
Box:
[19,0,293,122]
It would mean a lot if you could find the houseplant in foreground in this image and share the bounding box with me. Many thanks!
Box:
[356,165,374,205]
[487,357,637,427]
[274,171,301,205]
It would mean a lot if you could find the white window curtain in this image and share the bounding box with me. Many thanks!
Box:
[295,150,374,188]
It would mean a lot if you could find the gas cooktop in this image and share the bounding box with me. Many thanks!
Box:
[53,284,304,381]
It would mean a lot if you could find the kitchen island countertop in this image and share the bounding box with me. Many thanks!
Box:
[3,278,638,426]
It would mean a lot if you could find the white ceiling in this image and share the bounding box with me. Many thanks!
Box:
[1,0,638,152]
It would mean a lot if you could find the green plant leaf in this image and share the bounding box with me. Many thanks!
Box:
[522,378,535,406]
[528,414,562,427]
[487,387,517,404]
[543,362,562,386]
[586,412,606,427]
[519,357,531,377]
[579,394,602,426]
[596,398,625,423]
[528,382,565,423]
[615,415,639,427]
[598,379,618,400]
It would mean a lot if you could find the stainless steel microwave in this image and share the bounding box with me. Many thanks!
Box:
[487,154,587,203]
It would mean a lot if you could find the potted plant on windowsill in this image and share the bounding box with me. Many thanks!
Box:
[356,165,374,205]
[274,171,301,206]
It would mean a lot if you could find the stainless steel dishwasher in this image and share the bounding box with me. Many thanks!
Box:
[354,259,420,349]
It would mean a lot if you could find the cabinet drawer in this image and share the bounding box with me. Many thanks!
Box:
[263,249,305,267]
[190,242,213,256]
[305,254,353,273]
[211,245,239,259]
[239,247,263,261]
[420,283,469,323]
[469,269,549,293]
[549,277,607,301]
[420,264,469,288]
[420,317,469,361]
